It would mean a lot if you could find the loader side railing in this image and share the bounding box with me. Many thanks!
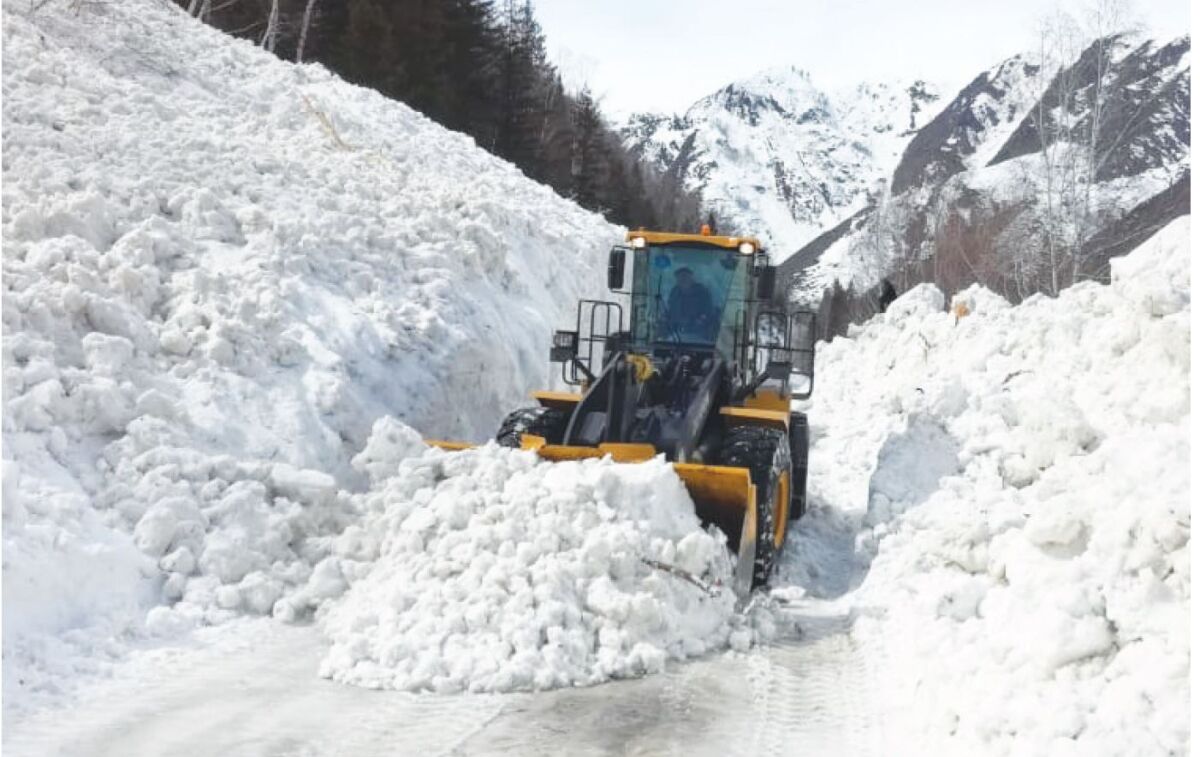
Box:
[559,299,624,386]
[744,308,817,400]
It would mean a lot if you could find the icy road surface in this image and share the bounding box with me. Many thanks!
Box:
[4,517,883,757]
[3,616,875,757]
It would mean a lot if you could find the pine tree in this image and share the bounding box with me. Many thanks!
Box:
[825,280,853,339]
[571,88,607,210]
[442,0,502,146]
[321,1,406,100]
[536,74,576,194]
[495,0,549,172]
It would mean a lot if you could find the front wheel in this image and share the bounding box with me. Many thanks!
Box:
[717,425,792,587]
[789,412,809,520]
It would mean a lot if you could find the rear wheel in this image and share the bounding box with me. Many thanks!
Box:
[717,425,792,587]
[789,412,810,520]
[495,406,569,448]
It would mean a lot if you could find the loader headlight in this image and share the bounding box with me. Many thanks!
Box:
[738,241,756,255]
[550,330,578,363]
[630,236,647,249]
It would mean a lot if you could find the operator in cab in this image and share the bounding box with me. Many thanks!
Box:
[664,266,716,340]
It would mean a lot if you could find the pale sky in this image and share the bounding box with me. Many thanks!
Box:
[536,0,1191,118]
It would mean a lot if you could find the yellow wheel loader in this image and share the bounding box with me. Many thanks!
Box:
[432,228,816,595]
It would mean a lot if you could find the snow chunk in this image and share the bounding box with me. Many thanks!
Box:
[269,464,337,507]
[317,448,751,693]
[1110,216,1191,316]
[884,282,945,322]
[350,416,427,484]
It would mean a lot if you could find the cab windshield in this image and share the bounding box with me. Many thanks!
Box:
[631,244,749,358]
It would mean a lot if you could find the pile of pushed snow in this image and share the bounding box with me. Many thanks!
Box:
[316,435,759,693]
[2,0,615,705]
[787,216,1190,755]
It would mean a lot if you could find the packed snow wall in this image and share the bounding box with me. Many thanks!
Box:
[788,216,1190,755]
[1,0,616,702]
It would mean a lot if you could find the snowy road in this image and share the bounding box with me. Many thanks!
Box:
[5,611,876,757]
[5,517,884,757]
[4,604,878,757]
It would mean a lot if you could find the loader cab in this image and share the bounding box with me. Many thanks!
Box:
[629,241,750,358]
[553,229,815,404]
[618,230,782,385]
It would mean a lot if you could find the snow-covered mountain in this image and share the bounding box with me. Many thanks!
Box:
[622,67,943,254]
[779,34,1191,304]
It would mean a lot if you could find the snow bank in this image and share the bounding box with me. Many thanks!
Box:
[317,443,757,693]
[2,0,615,705]
[798,216,1190,755]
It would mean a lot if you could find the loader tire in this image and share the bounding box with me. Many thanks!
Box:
[789,412,809,520]
[717,425,792,587]
[495,406,569,448]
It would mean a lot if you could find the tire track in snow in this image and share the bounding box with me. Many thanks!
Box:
[6,617,878,757]
[762,609,881,757]
[3,623,508,757]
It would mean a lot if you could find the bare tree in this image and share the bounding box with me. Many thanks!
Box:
[1027,0,1136,294]
[295,0,319,63]
[260,0,280,52]
[856,184,912,290]
[1030,9,1082,295]
[1073,0,1135,281]
[185,0,211,20]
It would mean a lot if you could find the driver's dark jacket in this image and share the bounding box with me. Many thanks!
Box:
[665,283,714,332]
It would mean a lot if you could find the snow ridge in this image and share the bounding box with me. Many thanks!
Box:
[803,216,1190,754]
[2,0,616,704]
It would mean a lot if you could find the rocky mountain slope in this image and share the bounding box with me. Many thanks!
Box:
[622,67,942,254]
[778,33,1190,305]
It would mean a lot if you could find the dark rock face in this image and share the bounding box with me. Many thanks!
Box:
[905,82,940,130]
[775,205,874,302]
[990,35,1190,180]
[892,57,1040,195]
[708,84,834,127]
[1080,169,1190,278]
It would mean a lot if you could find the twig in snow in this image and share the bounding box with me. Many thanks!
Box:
[640,558,721,597]
[300,94,354,151]
[913,331,931,362]
[1002,370,1028,386]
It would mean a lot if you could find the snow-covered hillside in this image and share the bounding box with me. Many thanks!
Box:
[623,67,942,254]
[785,216,1190,754]
[1,0,621,705]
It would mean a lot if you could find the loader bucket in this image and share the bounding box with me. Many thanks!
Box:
[426,436,760,597]
[672,463,758,597]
